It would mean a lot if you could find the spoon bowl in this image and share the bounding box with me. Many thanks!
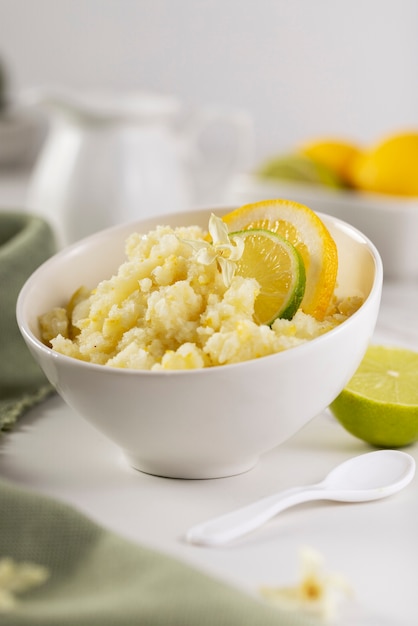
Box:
[186,450,416,546]
[321,449,415,499]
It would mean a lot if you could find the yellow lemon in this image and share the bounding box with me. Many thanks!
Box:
[230,229,306,325]
[298,137,362,185]
[223,200,338,320]
[349,131,418,196]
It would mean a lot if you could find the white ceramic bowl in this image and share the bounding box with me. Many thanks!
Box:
[228,173,418,280]
[17,207,383,479]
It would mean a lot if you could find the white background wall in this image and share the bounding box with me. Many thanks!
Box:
[1,0,418,164]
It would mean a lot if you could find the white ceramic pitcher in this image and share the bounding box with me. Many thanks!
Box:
[25,88,253,246]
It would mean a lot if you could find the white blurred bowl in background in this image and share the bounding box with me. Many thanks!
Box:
[227,174,418,280]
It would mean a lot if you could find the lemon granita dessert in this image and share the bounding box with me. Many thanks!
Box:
[39,201,363,371]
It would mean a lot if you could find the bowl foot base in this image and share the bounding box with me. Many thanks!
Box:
[123,453,259,480]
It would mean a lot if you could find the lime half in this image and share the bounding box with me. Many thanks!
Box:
[230,228,306,325]
[330,345,418,447]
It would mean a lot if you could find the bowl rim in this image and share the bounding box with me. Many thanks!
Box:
[16,207,383,377]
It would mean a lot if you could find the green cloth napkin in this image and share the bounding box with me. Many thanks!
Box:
[0,478,316,625]
[0,211,56,431]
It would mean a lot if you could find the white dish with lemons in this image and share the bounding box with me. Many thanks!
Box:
[228,175,418,280]
[17,205,382,479]
[229,132,418,280]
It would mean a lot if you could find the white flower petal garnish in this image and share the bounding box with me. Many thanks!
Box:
[181,213,244,287]
[0,557,50,612]
[260,546,352,622]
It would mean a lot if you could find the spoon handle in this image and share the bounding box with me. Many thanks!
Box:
[186,484,324,546]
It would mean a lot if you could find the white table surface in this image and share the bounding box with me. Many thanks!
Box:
[1,170,418,625]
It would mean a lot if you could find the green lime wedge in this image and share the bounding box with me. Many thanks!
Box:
[330,345,418,447]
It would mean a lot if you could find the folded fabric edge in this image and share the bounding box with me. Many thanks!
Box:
[0,384,55,431]
[0,477,317,626]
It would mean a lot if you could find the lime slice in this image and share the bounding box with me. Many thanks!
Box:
[230,228,306,325]
[330,345,418,447]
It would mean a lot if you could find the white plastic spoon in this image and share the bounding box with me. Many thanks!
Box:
[186,450,415,547]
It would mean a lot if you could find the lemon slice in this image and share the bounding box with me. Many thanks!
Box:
[223,199,338,320]
[230,228,306,325]
[330,345,418,447]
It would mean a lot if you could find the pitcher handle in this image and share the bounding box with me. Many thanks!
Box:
[188,107,254,204]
